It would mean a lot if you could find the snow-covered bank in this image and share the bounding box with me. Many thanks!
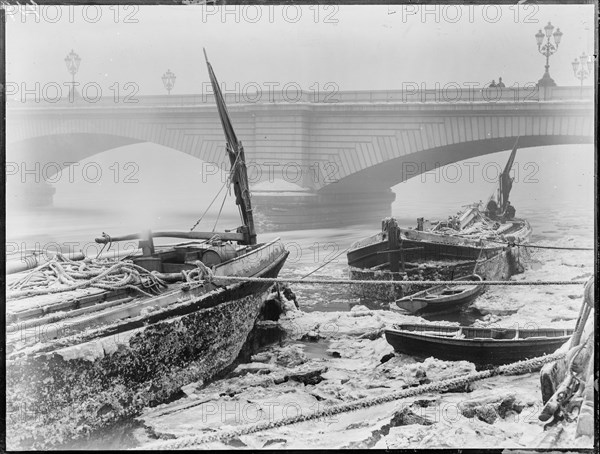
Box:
[132,226,594,450]
[134,301,590,449]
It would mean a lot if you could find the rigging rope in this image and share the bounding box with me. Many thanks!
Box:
[211,275,587,287]
[139,350,566,450]
[212,182,230,232]
[193,150,243,233]
[300,245,351,280]
[189,179,228,232]
[8,255,587,301]
[487,239,594,251]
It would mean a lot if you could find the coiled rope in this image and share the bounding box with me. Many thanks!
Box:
[212,276,587,286]
[7,254,168,300]
[139,350,566,450]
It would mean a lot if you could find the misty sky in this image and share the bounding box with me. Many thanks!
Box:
[6,5,596,94]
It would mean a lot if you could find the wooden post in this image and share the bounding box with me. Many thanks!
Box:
[139,229,155,256]
[387,218,400,272]
[399,239,405,272]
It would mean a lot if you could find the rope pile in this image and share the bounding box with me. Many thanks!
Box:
[7,253,169,300]
[140,350,566,450]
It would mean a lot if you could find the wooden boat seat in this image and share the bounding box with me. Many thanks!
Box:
[448,286,472,292]
[418,330,461,337]
[440,289,467,295]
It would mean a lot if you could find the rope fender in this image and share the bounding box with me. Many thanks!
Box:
[138,351,566,450]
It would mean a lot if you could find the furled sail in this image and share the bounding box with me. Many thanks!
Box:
[497,136,519,213]
[203,49,256,244]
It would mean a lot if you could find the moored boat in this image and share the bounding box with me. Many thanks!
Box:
[347,138,531,302]
[385,324,573,367]
[6,50,289,449]
[392,274,484,315]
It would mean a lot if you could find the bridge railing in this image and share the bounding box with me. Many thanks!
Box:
[6,85,593,107]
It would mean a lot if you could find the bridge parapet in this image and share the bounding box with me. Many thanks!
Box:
[6,85,594,108]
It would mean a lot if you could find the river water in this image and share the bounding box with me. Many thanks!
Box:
[6,192,595,320]
[7,143,595,317]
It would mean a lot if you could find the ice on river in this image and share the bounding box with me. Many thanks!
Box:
[135,306,577,449]
[134,223,594,449]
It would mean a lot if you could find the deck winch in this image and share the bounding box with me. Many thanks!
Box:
[201,242,237,266]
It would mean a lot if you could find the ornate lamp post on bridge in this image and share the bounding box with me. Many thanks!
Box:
[535,22,563,88]
[64,49,81,101]
[162,69,176,95]
[572,53,593,99]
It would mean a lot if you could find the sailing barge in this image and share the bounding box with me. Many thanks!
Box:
[347,140,531,301]
[6,51,288,449]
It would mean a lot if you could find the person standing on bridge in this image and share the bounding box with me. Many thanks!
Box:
[489,80,497,87]
[497,77,506,88]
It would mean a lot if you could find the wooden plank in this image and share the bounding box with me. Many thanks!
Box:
[8,288,131,322]
[7,296,134,332]
[376,247,424,254]
[6,284,211,348]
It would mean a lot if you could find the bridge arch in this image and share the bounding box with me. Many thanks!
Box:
[320,134,594,193]
[7,90,594,192]
[7,134,146,176]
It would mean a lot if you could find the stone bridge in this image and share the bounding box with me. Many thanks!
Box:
[6,85,594,228]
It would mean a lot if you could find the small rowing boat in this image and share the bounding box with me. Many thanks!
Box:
[391,274,483,315]
[385,324,573,366]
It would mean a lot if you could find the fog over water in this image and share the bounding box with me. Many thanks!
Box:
[7,142,595,321]
[6,143,594,268]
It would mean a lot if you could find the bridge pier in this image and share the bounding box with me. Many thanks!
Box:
[252,188,396,231]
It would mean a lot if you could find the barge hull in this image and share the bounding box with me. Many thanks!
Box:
[6,250,288,449]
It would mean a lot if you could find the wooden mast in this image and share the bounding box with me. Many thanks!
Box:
[96,50,259,250]
[497,136,519,214]
[203,49,257,245]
